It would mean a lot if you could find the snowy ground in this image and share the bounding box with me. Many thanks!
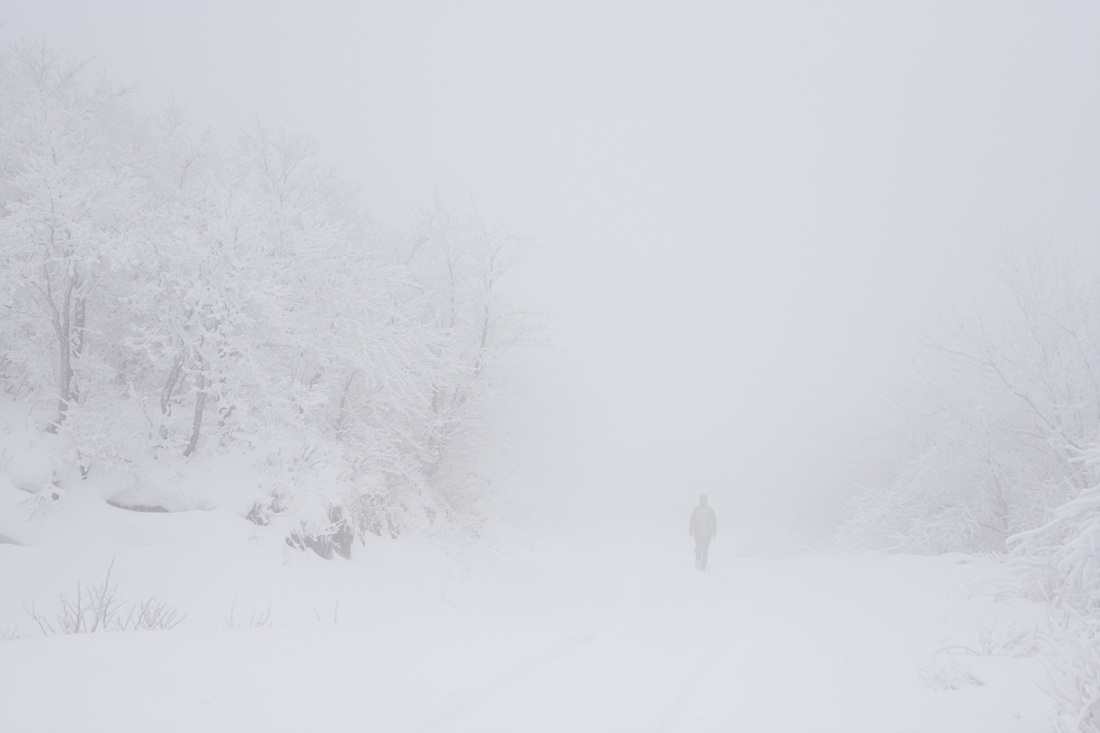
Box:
[0,479,1057,733]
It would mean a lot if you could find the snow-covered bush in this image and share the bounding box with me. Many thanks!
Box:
[917,652,986,690]
[1010,480,1100,612]
[1035,607,1100,733]
[1006,443,1100,732]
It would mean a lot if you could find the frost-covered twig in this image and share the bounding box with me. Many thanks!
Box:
[917,653,986,690]
[0,625,26,641]
[22,560,184,634]
[225,598,274,628]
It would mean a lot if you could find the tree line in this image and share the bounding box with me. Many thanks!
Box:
[0,41,535,548]
[835,245,1100,730]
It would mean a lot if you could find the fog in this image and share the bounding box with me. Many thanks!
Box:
[5,4,1100,729]
[4,0,1098,532]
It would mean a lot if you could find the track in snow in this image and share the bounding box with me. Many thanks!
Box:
[415,540,760,733]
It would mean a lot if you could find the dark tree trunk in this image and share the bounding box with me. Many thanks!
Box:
[49,278,75,433]
[73,294,86,358]
[183,359,206,458]
[161,350,186,415]
[70,291,86,406]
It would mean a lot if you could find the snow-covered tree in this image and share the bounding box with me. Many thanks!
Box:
[838,245,1100,553]
[833,245,1100,727]
[0,41,141,433]
[0,40,537,548]
[400,200,537,516]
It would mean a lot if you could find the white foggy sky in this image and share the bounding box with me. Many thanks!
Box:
[3,2,1098,525]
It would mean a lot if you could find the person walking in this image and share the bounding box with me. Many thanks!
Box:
[689,494,717,571]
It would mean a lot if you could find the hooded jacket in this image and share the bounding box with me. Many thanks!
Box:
[689,506,717,538]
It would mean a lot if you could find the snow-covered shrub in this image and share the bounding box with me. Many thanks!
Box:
[977,621,1047,658]
[1007,442,1100,615]
[1010,483,1100,613]
[1043,612,1100,733]
[1005,444,1100,731]
[286,505,356,560]
[917,652,985,690]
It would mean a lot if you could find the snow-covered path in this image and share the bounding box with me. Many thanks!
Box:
[416,544,755,733]
[410,538,1051,733]
[0,498,1057,732]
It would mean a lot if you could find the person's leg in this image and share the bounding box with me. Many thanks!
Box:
[699,535,711,570]
[694,534,703,568]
